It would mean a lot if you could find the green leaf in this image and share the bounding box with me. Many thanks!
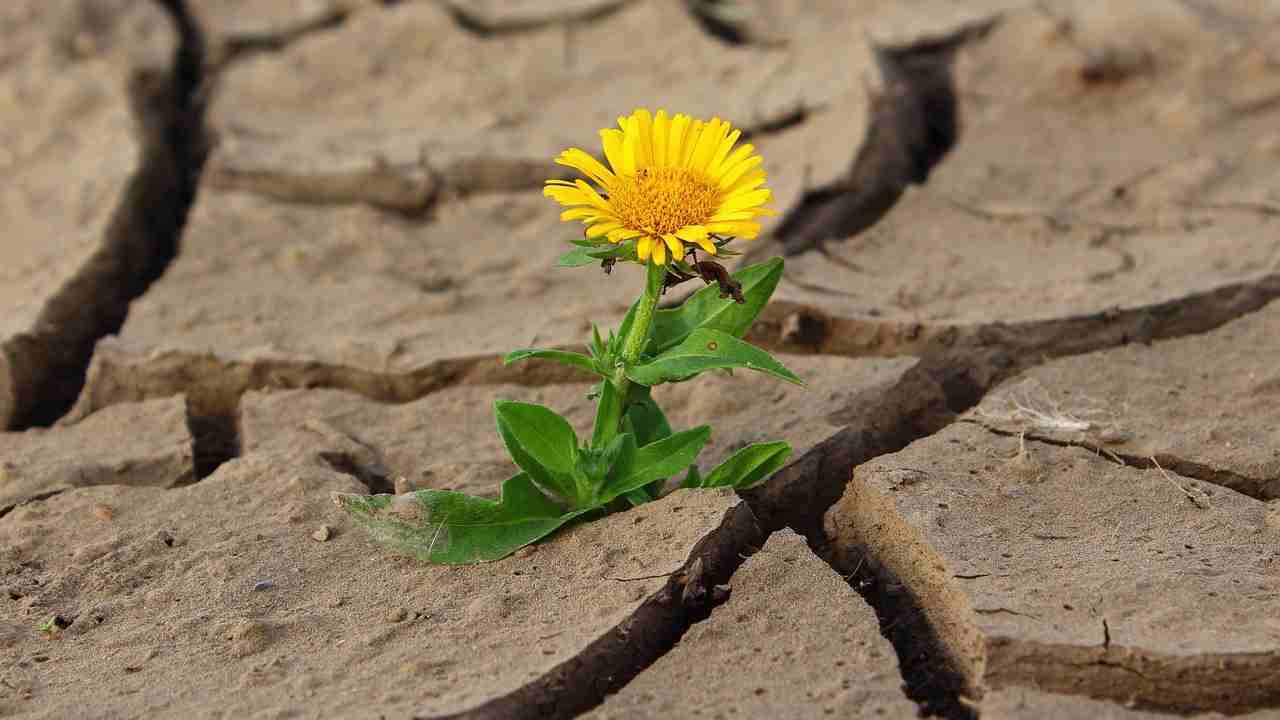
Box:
[623,487,653,507]
[556,246,599,267]
[589,324,606,359]
[697,441,792,489]
[601,426,710,502]
[587,240,638,262]
[494,400,581,504]
[679,464,703,490]
[577,432,629,485]
[556,240,638,267]
[503,348,598,375]
[334,473,585,564]
[590,379,623,447]
[650,258,783,353]
[612,296,641,358]
[622,385,674,499]
[625,329,803,387]
[623,385,672,447]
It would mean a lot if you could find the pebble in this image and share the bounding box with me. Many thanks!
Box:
[311,525,332,542]
[394,477,415,495]
[252,580,274,592]
[91,504,114,521]
[385,607,408,623]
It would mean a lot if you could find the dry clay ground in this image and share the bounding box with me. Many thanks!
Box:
[3,1,1280,718]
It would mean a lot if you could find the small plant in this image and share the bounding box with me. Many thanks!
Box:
[335,108,800,564]
[37,616,60,638]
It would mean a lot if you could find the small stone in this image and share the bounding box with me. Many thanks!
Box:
[385,607,408,623]
[311,525,332,542]
[252,580,274,592]
[91,504,114,521]
[394,476,415,495]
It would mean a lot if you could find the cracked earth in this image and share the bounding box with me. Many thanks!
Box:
[3,1,1280,718]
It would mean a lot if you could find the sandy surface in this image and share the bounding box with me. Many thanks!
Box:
[5,1,1280,718]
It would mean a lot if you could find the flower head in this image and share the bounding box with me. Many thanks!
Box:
[545,108,775,265]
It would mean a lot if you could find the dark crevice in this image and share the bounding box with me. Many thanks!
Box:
[737,103,817,142]
[188,398,240,481]
[442,0,629,37]
[839,553,976,719]
[0,490,65,521]
[964,420,1279,501]
[766,21,993,260]
[737,276,1280,717]
[987,639,1280,715]
[682,0,752,45]
[4,0,209,430]
[436,503,764,720]
[317,450,394,495]
[214,6,349,65]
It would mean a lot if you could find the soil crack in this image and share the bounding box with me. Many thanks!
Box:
[963,419,1278,501]
[432,501,763,720]
[441,0,630,37]
[737,274,1280,718]
[987,640,1280,714]
[756,20,993,264]
[2,0,209,430]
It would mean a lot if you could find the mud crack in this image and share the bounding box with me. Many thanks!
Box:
[761,20,993,262]
[737,272,1280,718]
[962,419,1279,501]
[441,0,630,37]
[435,501,762,720]
[986,639,1280,714]
[0,0,209,430]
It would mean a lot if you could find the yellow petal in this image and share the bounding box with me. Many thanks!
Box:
[706,220,762,238]
[718,154,763,190]
[544,186,590,206]
[632,108,654,168]
[652,236,667,264]
[718,188,772,215]
[668,114,691,166]
[681,120,705,167]
[711,144,755,183]
[675,225,715,253]
[608,228,644,243]
[710,210,760,222]
[723,169,768,196]
[555,148,614,185]
[587,221,623,238]
[652,110,669,168]
[689,118,725,172]
[561,207,605,221]
[620,126,638,175]
[662,233,684,259]
[675,225,709,242]
[705,128,742,177]
[574,179,614,212]
[637,236,653,262]
[600,129,627,175]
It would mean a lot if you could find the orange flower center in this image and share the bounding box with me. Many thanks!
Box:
[607,167,723,236]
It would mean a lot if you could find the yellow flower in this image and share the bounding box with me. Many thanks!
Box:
[545,108,776,265]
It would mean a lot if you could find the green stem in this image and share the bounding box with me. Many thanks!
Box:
[591,261,665,447]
